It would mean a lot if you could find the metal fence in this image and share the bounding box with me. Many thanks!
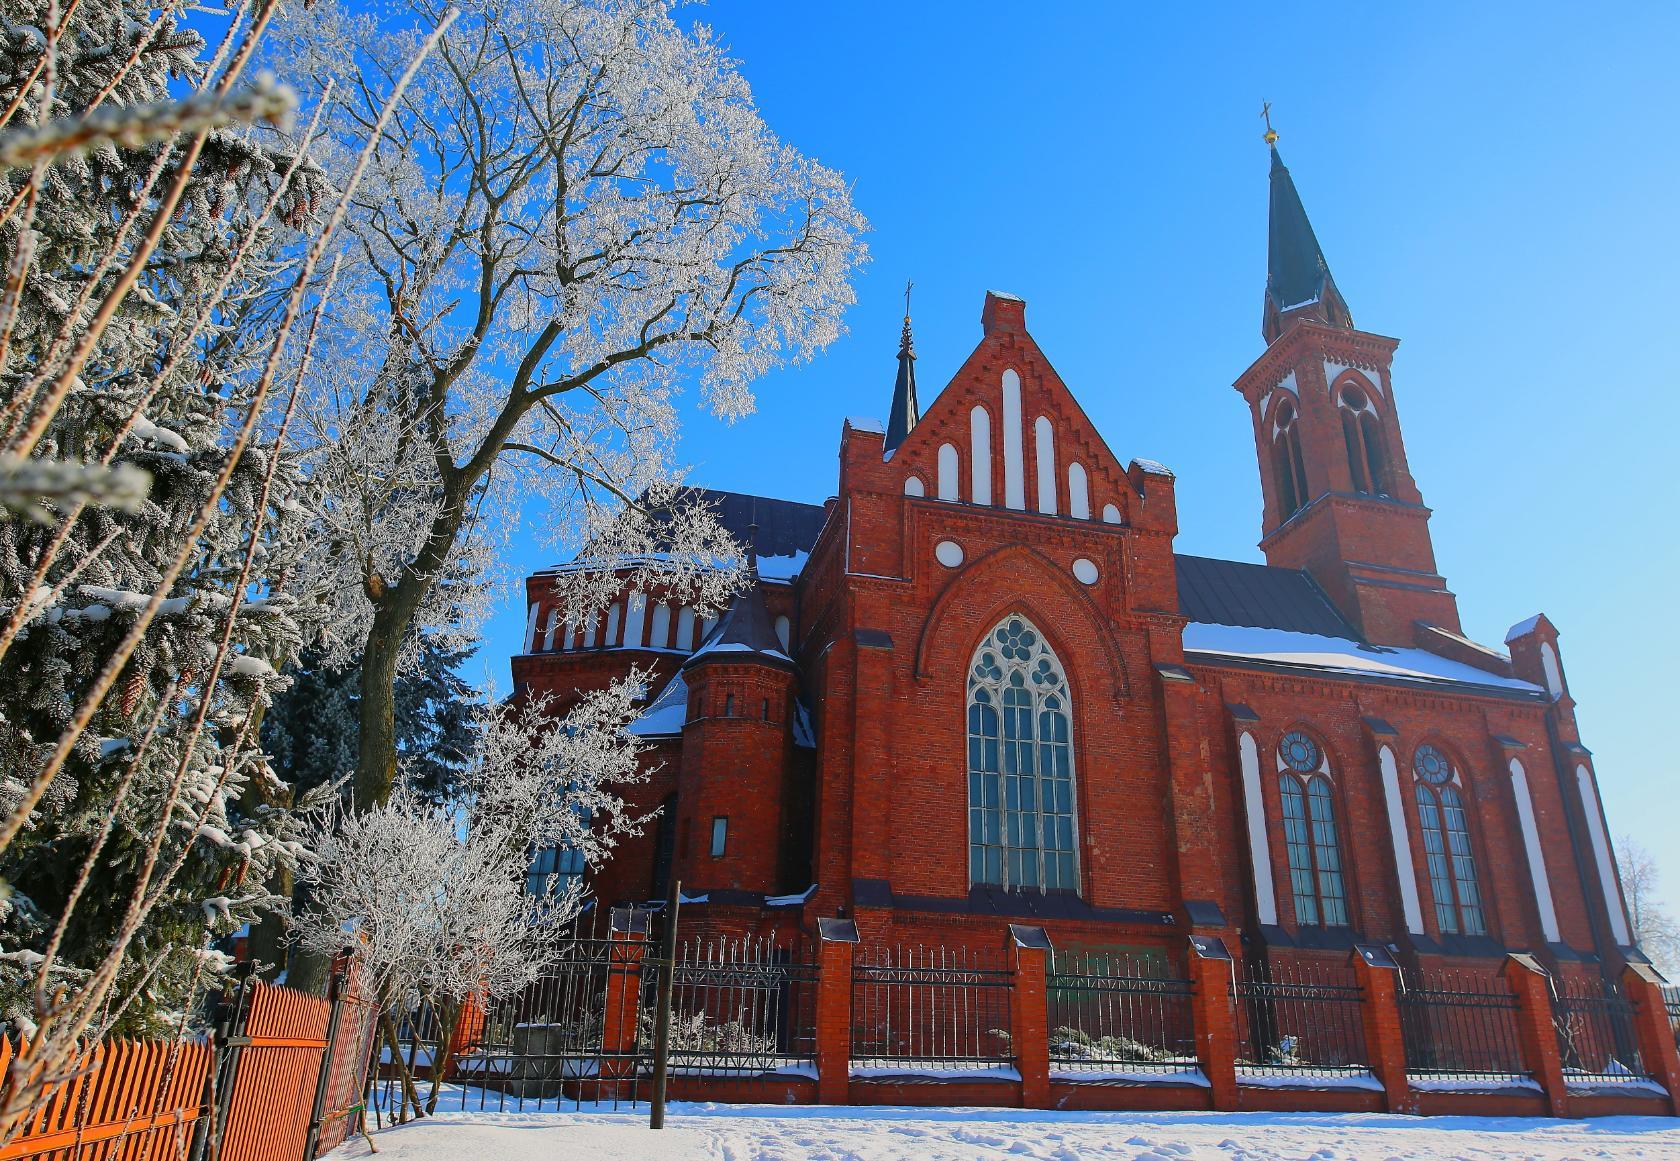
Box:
[1665,984,1680,1044]
[851,945,1013,1072]
[1047,951,1197,1077]
[1233,958,1371,1079]
[661,935,817,1077]
[1552,976,1649,1085]
[1397,969,1529,1085]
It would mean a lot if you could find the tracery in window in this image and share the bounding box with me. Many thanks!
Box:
[1412,743,1486,936]
[967,616,1078,893]
[1275,730,1348,927]
[1338,384,1390,495]
[1271,396,1309,518]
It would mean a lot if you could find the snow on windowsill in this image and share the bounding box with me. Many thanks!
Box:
[1234,1068,1384,1092]
[765,884,815,907]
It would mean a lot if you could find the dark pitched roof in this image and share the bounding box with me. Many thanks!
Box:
[681,576,790,670]
[671,488,827,561]
[884,314,919,455]
[1175,553,1358,640]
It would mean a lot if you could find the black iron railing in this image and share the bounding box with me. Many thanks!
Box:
[1047,951,1197,1077]
[659,935,817,1077]
[1397,969,1529,1085]
[1233,959,1371,1079]
[1552,976,1649,1085]
[1663,984,1680,1042]
[851,945,1014,1072]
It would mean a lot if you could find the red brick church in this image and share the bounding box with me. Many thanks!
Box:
[511,144,1642,983]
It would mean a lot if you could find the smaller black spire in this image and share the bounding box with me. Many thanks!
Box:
[682,518,790,669]
[883,280,919,455]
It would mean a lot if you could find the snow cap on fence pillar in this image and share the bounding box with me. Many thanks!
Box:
[1351,943,1399,970]
[817,917,859,943]
[1008,924,1052,950]
[610,907,651,935]
[1188,934,1232,961]
[1505,951,1548,977]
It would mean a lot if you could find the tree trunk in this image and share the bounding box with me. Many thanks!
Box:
[355,598,408,809]
[382,1011,425,1123]
[425,997,459,1115]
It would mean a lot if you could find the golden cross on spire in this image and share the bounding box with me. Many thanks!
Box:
[1261,101,1279,146]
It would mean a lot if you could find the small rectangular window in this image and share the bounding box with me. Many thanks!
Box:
[724,693,734,717]
[762,697,770,721]
[710,816,728,858]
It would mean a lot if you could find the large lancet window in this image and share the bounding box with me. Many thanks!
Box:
[1271,396,1309,518]
[967,616,1078,892]
[1276,730,1349,927]
[1338,384,1390,495]
[1412,744,1487,936]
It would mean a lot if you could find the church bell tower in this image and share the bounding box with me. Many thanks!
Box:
[1234,129,1462,646]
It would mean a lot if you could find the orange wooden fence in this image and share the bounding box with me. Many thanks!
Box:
[0,1035,212,1160]
[0,965,375,1161]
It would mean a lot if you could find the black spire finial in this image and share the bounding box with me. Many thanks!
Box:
[884,280,919,455]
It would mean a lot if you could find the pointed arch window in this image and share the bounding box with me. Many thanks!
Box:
[1338,384,1390,495]
[967,616,1078,893]
[1275,730,1348,927]
[1271,396,1309,518]
[1412,744,1486,935]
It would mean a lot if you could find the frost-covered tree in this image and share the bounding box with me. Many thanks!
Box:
[296,682,648,1120]
[269,0,867,809]
[1618,836,1680,976]
[263,577,482,807]
[0,0,330,1033]
[0,0,451,1139]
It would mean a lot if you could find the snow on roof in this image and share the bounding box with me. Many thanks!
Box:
[1181,622,1544,695]
[1133,458,1175,478]
[756,550,808,583]
[687,637,791,664]
[628,672,689,738]
[987,289,1025,302]
[845,416,885,435]
[1504,614,1545,644]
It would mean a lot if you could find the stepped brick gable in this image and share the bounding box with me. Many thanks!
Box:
[509,145,1645,1001]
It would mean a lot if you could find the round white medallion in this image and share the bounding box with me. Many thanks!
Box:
[935,540,964,568]
[1072,557,1099,585]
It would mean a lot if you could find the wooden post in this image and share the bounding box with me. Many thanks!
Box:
[1619,962,1680,1116]
[814,917,859,1106]
[1349,944,1413,1113]
[649,880,681,1130]
[1503,953,1569,1117]
[1186,936,1239,1111]
[1007,925,1052,1109]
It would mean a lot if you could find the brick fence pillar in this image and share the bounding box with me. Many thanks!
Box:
[1187,936,1238,1111]
[815,918,859,1106]
[1350,944,1413,1113]
[1007,925,1052,1109]
[1503,953,1568,1117]
[600,909,650,1097]
[1620,962,1680,1116]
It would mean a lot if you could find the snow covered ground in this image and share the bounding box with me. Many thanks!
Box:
[323,1102,1680,1160]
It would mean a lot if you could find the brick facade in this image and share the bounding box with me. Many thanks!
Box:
[511,155,1649,1011]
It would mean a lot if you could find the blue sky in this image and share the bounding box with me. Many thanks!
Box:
[477,3,1680,919]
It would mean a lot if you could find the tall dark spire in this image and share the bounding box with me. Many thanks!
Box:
[883,280,919,455]
[1262,138,1352,344]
